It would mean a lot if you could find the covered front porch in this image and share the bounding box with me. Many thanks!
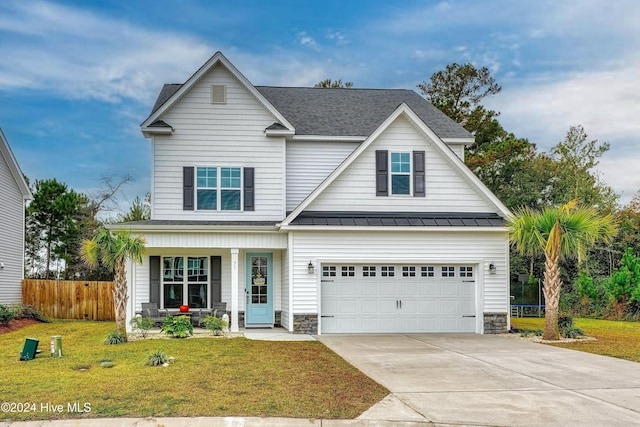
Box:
[123,225,290,333]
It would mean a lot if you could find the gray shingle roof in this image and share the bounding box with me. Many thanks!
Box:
[255,86,472,139]
[148,84,472,140]
[290,211,505,227]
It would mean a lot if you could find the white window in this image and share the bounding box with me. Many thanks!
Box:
[322,266,337,277]
[460,266,474,278]
[196,167,242,211]
[402,266,416,277]
[341,266,355,277]
[381,266,395,277]
[421,266,434,277]
[162,256,209,309]
[441,266,455,277]
[363,266,376,277]
[391,152,411,195]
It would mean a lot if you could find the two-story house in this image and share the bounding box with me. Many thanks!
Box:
[120,52,510,335]
[0,128,32,305]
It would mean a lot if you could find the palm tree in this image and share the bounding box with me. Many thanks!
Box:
[81,228,145,339]
[508,200,617,340]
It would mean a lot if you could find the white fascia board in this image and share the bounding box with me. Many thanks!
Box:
[279,225,508,233]
[290,135,366,142]
[140,52,295,132]
[442,137,475,145]
[265,129,295,137]
[0,128,32,199]
[141,127,173,138]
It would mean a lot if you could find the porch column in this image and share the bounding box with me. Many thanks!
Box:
[230,248,239,332]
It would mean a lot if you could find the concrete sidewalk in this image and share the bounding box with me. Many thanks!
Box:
[317,334,640,427]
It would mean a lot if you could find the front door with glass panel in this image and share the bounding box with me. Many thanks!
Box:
[246,253,273,326]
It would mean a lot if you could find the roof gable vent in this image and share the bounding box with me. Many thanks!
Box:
[211,85,227,104]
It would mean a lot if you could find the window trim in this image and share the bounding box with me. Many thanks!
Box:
[161,255,210,310]
[390,152,412,196]
[195,166,244,212]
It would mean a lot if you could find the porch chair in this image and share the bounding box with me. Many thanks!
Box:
[141,302,167,326]
[196,302,227,327]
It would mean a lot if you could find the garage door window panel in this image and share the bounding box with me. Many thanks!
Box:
[322,266,337,277]
[460,266,474,278]
[341,266,355,277]
[442,266,456,277]
[402,266,416,277]
[381,266,395,277]
[363,266,376,277]
[421,266,435,277]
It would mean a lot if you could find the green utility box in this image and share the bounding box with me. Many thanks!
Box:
[51,335,63,358]
[20,338,39,361]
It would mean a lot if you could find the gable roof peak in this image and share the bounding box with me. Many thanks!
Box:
[0,128,32,200]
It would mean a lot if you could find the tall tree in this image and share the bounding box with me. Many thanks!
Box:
[118,194,151,223]
[314,79,353,88]
[26,179,85,278]
[81,229,145,338]
[509,200,617,340]
[550,125,618,212]
[418,63,501,126]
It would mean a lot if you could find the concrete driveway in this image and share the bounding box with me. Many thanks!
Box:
[317,334,640,426]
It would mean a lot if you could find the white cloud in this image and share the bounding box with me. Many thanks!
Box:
[0,1,212,104]
[296,31,319,50]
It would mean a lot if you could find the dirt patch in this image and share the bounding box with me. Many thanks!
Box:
[0,318,41,335]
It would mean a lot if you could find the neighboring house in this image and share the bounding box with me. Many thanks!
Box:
[120,52,510,334]
[0,128,32,305]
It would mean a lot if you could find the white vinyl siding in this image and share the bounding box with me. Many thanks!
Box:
[307,116,494,212]
[280,248,290,329]
[141,231,287,249]
[152,64,285,221]
[0,150,26,304]
[286,141,359,211]
[289,230,508,318]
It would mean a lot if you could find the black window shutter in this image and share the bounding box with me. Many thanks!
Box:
[149,256,161,304]
[183,166,194,210]
[413,151,425,197]
[210,256,222,304]
[376,150,388,196]
[244,167,255,211]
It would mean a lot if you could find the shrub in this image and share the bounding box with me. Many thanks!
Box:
[130,316,154,338]
[104,330,127,345]
[203,315,228,336]
[18,305,52,322]
[0,304,20,325]
[558,315,584,338]
[146,350,169,366]
[161,315,193,338]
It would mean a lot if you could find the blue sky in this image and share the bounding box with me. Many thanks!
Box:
[1,0,639,214]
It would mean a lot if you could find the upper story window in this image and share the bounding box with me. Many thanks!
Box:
[391,152,411,195]
[376,150,424,198]
[196,167,242,211]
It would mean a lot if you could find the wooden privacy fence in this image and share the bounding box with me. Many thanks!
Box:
[22,280,115,321]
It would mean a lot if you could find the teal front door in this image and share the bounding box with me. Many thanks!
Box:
[246,253,273,326]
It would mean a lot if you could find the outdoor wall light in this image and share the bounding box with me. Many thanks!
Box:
[0,262,4,269]
[489,262,497,274]
[308,261,315,274]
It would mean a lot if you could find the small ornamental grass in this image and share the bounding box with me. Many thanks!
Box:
[161,315,193,338]
[146,350,169,366]
[104,330,127,345]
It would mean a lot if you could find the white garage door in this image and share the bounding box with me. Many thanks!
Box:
[321,264,476,333]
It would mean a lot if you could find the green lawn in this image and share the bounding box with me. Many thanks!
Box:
[511,317,640,363]
[0,321,388,421]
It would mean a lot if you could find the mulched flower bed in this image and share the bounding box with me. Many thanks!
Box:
[0,318,41,335]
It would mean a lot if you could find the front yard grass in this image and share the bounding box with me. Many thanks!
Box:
[0,321,388,421]
[511,317,640,362]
